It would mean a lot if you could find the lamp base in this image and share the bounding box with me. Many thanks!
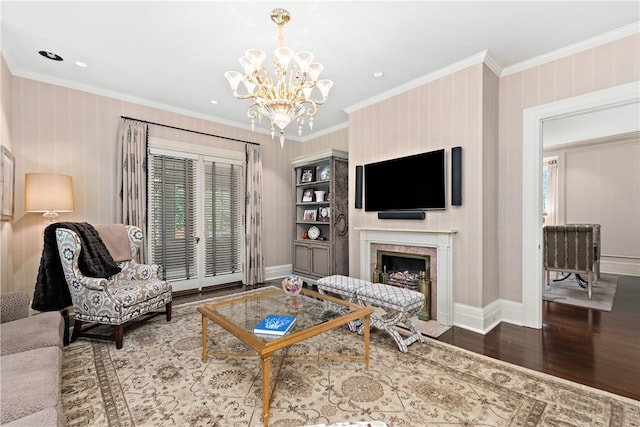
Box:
[42,211,59,224]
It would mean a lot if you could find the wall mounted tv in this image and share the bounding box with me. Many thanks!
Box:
[364,148,445,211]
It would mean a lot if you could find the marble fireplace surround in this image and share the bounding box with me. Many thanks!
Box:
[357,228,456,325]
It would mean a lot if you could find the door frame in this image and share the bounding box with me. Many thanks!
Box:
[521,80,639,328]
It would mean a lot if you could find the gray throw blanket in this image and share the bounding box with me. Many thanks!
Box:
[32,222,121,312]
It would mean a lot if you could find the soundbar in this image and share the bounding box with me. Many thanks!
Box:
[377,210,426,220]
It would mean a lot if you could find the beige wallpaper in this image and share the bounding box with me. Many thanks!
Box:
[545,133,640,264]
[1,55,13,293]
[348,63,488,308]
[497,33,639,301]
[2,32,638,315]
[6,73,344,294]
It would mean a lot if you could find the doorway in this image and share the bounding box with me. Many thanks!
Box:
[521,81,639,328]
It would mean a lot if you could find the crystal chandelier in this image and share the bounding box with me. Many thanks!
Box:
[224,8,333,147]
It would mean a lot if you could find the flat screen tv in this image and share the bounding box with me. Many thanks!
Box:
[364,149,445,211]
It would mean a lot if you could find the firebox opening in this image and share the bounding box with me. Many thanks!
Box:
[375,250,430,291]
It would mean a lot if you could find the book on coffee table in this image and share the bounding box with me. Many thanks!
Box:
[253,314,296,336]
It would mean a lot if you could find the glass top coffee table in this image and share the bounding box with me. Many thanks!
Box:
[197,287,374,427]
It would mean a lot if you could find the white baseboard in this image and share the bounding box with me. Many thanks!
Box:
[601,260,640,277]
[453,298,526,334]
[453,300,501,334]
[265,264,292,282]
[499,299,525,327]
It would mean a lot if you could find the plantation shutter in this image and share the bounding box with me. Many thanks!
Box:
[203,160,243,276]
[149,154,197,281]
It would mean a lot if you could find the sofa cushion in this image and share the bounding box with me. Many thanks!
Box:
[0,311,64,356]
[356,283,424,312]
[317,274,369,297]
[0,346,63,425]
[0,292,29,323]
[107,279,172,307]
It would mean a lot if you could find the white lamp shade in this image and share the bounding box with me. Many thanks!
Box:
[25,173,75,213]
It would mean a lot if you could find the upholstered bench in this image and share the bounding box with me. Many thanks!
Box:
[317,275,425,352]
[317,275,367,331]
[355,283,424,353]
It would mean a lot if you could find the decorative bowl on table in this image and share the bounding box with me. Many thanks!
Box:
[282,275,303,295]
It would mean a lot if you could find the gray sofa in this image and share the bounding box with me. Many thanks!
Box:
[0,291,66,426]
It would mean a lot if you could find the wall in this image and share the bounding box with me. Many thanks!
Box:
[346,33,638,329]
[544,132,640,275]
[498,33,639,302]
[0,55,13,293]
[3,32,638,331]
[348,63,490,310]
[7,72,347,294]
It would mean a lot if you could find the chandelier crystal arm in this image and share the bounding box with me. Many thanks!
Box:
[224,8,333,147]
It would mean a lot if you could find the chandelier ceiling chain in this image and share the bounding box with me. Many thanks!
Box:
[224,8,333,147]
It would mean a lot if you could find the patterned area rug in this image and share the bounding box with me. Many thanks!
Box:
[61,289,639,427]
[543,274,617,311]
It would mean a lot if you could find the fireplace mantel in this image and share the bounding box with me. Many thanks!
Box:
[357,228,456,325]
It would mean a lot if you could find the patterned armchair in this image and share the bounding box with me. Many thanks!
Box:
[543,224,600,299]
[56,225,172,349]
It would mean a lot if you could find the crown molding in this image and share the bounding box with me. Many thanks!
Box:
[501,22,640,77]
[345,50,493,115]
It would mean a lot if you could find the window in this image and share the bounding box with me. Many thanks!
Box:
[148,140,244,291]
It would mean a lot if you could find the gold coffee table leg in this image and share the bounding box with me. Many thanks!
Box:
[262,356,271,427]
[363,314,371,368]
[201,315,208,362]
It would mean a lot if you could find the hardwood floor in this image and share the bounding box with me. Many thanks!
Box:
[174,275,640,401]
[438,274,640,401]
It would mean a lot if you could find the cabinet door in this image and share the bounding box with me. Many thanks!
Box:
[293,242,311,275]
[310,245,330,277]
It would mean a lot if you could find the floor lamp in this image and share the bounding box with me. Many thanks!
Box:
[24,173,75,223]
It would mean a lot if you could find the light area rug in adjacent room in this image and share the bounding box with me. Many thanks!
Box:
[542,274,617,311]
[61,290,639,427]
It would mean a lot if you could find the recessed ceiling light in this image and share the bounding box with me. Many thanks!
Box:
[38,51,63,61]
[373,71,384,78]
[75,61,87,68]
[210,100,219,105]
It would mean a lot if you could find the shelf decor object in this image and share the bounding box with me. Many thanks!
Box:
[224,8,333,147]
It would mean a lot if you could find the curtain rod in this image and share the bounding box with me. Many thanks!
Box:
[120,116,259,146]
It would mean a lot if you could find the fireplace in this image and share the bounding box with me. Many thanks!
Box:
[375,250,430,291]
[358,228,455,325]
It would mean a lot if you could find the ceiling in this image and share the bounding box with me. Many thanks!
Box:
[1,1,639,141]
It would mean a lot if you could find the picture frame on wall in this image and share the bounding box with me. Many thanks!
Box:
[301,168,314,183]
[1,146,15,221]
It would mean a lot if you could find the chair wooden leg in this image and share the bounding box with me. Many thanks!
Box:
[166,301,172,322]
[114,325,124,349]
[71,319,83,343]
